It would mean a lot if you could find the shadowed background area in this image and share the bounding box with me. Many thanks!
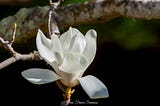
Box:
[0,42,159,105]
[0,0,159,105]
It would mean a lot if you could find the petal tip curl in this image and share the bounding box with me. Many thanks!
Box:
[88,29,97,38]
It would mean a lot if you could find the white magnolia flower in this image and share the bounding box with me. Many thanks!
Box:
[22,27,109,99]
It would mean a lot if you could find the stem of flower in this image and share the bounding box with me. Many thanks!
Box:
[61,87,72,106]
[64,87,72,100]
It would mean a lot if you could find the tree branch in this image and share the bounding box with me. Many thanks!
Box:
[0,52,40,69]
[0,37,41,69]
[0,23,41,69]
[0,0,160,43]
[0,38,41,69]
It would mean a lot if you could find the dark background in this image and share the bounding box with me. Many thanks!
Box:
[0,43,159,105]
[0,0,159,105]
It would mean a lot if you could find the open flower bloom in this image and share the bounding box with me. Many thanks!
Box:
[22,27,109,99]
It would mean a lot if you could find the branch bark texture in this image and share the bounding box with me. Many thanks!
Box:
[0,0,160,43]
[0,36,41,69]
[0,52,40,69]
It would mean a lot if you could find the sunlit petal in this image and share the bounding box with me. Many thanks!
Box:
[21,68,60,84]
[60,27,85,53]
[59,27,74,51]
[36,29,55,62]
[59,52,88,74]
[58,52,89,87]
[83,29,97,64]
[69,32,86,54]
[51,33,64,64]
[79,75,109,99]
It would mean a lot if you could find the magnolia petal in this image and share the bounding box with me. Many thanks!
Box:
[59,27,75,51]
[83,29,97,64]
[59,52,88,74]
[69,32,86,54]
[36,29,55,62]
[21,68,60,84]
[51,33,64,64]
[79,75,109,99]
[43,58,60,75]
[60,27,85,53]
[58,52,89,87]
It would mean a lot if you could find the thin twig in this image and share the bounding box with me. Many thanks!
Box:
[10,23,17,45]
[0,36,15,55]
[0,35,41,69]
[48,9,52,37]
[0,23,41,69]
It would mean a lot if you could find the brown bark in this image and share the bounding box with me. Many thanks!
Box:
[0,0,160,43]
